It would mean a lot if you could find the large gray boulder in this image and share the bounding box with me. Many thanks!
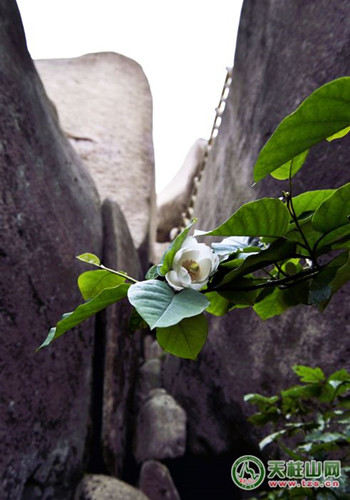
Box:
[139,460,180,500]
[0,1,102,499]
[36,52,156,267]
[163,0,350,458]
[134,389,187,463]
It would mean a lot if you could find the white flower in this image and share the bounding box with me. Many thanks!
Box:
[165,236,219,291]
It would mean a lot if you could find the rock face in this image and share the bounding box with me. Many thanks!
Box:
[74,474,149,500]
[163,0,350,459]
[156,139,207,242]
[36,52,156,266]
[137,359,162,404]
[139,460,180,500]
[0,2,102,499]
[100,199,143,478]
[134,389,187,463]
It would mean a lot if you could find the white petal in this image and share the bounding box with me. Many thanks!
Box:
[165,270,184,291]
[178,266,191,286]
[181,236,198,249]
[189,278,209,291]
[173,247,186,267]
[178,249,200,265]
[195,258,212,281]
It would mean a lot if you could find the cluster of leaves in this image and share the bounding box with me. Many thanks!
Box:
[247,366,350,499]
[38,77,350,360]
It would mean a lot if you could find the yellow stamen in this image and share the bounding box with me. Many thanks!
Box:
[182,259,200,280]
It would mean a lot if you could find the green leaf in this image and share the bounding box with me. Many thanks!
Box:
[317,224,350,252]
[156,314,208,360]
[329,251,350,295]
[308,285,332,306]
[195,198,290,238]
[76,253,101,266]
[327,125,350,141]
[291,190,335,217]
[253,281,309,320]
[292,365,325,383]
[244,393,279,407]
[312,182,350,234]
[307,254,349,309]
[260,429,287,450]
[284,221,322,254]
[253,77,350,182]
[78,270,125,300]
[145,264,160,280]
[219,287,259,306]
[157,219,196,276]
[328,369,350,383]
[127,280,209,330]
[270,149,309,180]
[205,292,230,316]
[38,284,130,349]
[253,288,291,320]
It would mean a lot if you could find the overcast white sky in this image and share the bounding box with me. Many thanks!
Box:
[17,0,243,192]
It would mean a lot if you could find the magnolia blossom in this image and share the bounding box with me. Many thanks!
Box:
[165,236,219,291]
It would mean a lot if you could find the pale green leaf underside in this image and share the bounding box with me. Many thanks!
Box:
[38,284,130,349]
[195,198,290,238]
[270,149,309,180]
[327,125,350,142]
[156,314,208,360]
[127,280,209,330]
[254,77,350,182]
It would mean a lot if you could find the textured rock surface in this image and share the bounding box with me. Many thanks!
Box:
[100,199,143,477]
[135,389,186,462]
[74,474,149,500]
[144,336,164,362]
[156,139,207,242]
[137,359,162,404]
[0,2,102,498]
[36,52,156,265]
[163,0,350,456]
[139,460,180,500]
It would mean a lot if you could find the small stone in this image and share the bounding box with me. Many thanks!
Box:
[135,390,186,462]
[139,460,180,500]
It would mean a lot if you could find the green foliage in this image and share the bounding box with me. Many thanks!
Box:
[38,284,130,349]
[156,314,208,360]
[78,270,125,300]
[39,76,350,360]
[246,366,350,498]
[195,198,290,238]
[253,77,350,181]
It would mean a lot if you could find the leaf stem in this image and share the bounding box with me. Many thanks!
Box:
[284,191,318,268]
[100,265,139,284]
[216,268,319,293]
